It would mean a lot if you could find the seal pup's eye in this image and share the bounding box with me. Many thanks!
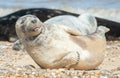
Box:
[20,18,26,24]
[31,19,37,23]
[21,25,26,33]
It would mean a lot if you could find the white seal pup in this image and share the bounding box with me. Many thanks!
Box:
[15,15,109,70]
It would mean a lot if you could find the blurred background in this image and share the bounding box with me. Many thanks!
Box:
[0,0,120,8]
[0,0,120,22]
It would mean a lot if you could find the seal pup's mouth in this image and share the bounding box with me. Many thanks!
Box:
[33,26,40,32]
[32,26,43,36]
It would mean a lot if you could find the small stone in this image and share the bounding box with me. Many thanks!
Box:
[100,75,109,78]
[59,68,65,73]
[15,73,21,77]
[51,72,56,78]
[0,44,8,49]
[46,69,50,72]
[101,69,110,75]
[22,74,28,78]
[100,70,110,78]
[117,67,120,70]
[92,71,101,77]
[32,72,36,75]
[114,73,120,78]
[73,76,79,78]
[39,71,45,78]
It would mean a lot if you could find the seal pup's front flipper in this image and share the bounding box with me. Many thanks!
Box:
[60,25,81,36]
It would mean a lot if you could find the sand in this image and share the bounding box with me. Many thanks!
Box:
[0,40,120,77]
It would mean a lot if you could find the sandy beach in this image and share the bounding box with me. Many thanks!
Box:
[0,40,120,77]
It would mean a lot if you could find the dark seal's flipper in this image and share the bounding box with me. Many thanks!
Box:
[0,8,120,41]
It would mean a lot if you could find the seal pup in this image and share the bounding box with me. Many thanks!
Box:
[0,8,120,41]
[15,15,109,70]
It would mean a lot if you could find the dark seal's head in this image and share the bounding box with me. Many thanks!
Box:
[15,15,44,38]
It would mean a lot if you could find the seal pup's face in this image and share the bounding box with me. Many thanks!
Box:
[16,15,44,37]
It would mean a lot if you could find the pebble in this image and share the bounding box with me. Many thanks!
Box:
[115,73,120,78]
[0,44,8,49]
[0,66,119,78]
